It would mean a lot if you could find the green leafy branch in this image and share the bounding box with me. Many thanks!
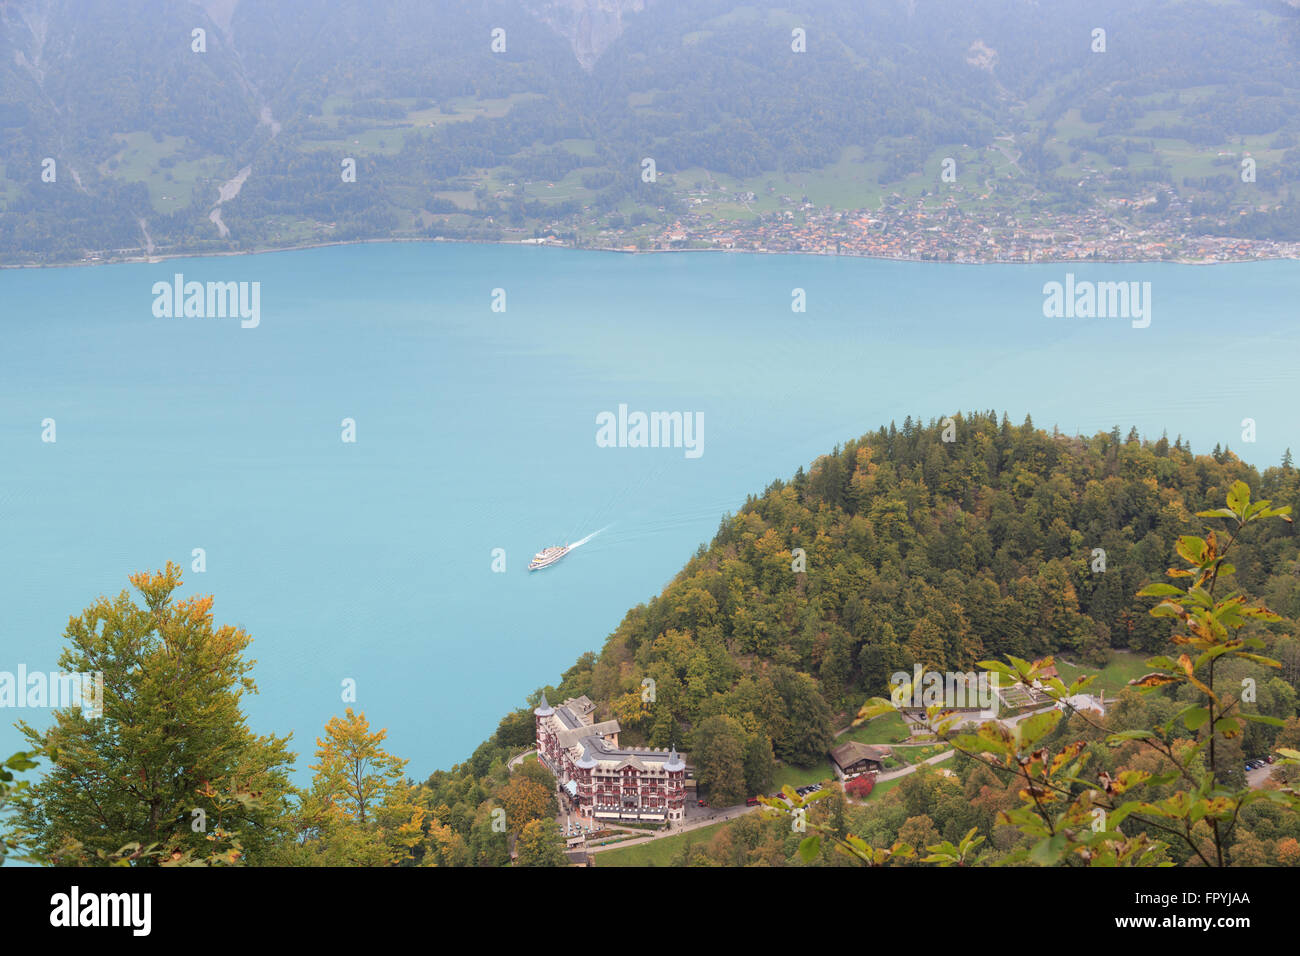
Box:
[846,481,1298,866]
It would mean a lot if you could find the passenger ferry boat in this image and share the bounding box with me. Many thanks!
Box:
[529,544,570,571]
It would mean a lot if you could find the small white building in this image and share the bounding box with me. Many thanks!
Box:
[1061,694,1106,717]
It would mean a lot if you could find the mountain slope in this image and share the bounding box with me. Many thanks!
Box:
[517,414,1299,762]
[3,0,1299,263]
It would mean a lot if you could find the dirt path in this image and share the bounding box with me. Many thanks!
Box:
[507,749,535,771]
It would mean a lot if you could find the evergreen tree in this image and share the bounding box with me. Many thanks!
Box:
[692,716,750,806]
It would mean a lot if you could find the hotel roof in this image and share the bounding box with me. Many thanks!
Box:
[546,697,688,772]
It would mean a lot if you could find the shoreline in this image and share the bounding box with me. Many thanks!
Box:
[2,233,1296,271]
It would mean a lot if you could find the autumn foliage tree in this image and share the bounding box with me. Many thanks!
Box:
[498,766,556,835]
[845,774,875,799]
[838,481,1300,866]
[515,818,566,867]
[287,708,431,866]
[12,563,296,865]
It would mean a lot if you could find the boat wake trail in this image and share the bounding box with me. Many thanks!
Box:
[568,525,610,551]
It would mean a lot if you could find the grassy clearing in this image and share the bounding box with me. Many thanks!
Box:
[433,190,478,210]
[99,132,225,212]
[839,709,912,745]
[882,744,948,769]
[1055,650,1151,696]
[599,772,911,866]
[515,167,599,202]
[558,138,597,158]
[587,832,640,848]
[305,93,541,155]
[594,819,730,867]
[407,92,542,125]
[848,774,904,804]
[770,761,836,792]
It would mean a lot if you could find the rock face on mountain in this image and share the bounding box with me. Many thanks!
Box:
[523,0,649,70]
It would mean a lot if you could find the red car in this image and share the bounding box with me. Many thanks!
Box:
[697,798,708,807]
[745,797,759,806]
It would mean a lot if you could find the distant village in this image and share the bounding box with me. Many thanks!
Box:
[73,178,1300,270]
[528,184,1300,265]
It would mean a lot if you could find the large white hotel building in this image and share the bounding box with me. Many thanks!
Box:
[535,693,689,823]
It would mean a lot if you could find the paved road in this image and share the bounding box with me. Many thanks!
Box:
[584,704,1095,856]
[590,749,958,854]
[507,749,535,771]
[592,749,968,855]
[875,748,955,782]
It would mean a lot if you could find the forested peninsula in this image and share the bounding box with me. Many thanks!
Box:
[7,413,1299,867]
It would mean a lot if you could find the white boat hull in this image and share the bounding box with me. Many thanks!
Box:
[529,546,570,571]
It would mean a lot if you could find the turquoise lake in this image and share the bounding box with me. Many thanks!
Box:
[1,243,1297,780]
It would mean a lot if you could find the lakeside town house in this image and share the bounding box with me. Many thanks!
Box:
[535,694,689,823]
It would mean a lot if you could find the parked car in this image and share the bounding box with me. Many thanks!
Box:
[745,797,759,806]
[1266,755,1276,764]
[697,798,708,807]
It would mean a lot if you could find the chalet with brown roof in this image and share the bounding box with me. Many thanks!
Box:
[829,741,892,779]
